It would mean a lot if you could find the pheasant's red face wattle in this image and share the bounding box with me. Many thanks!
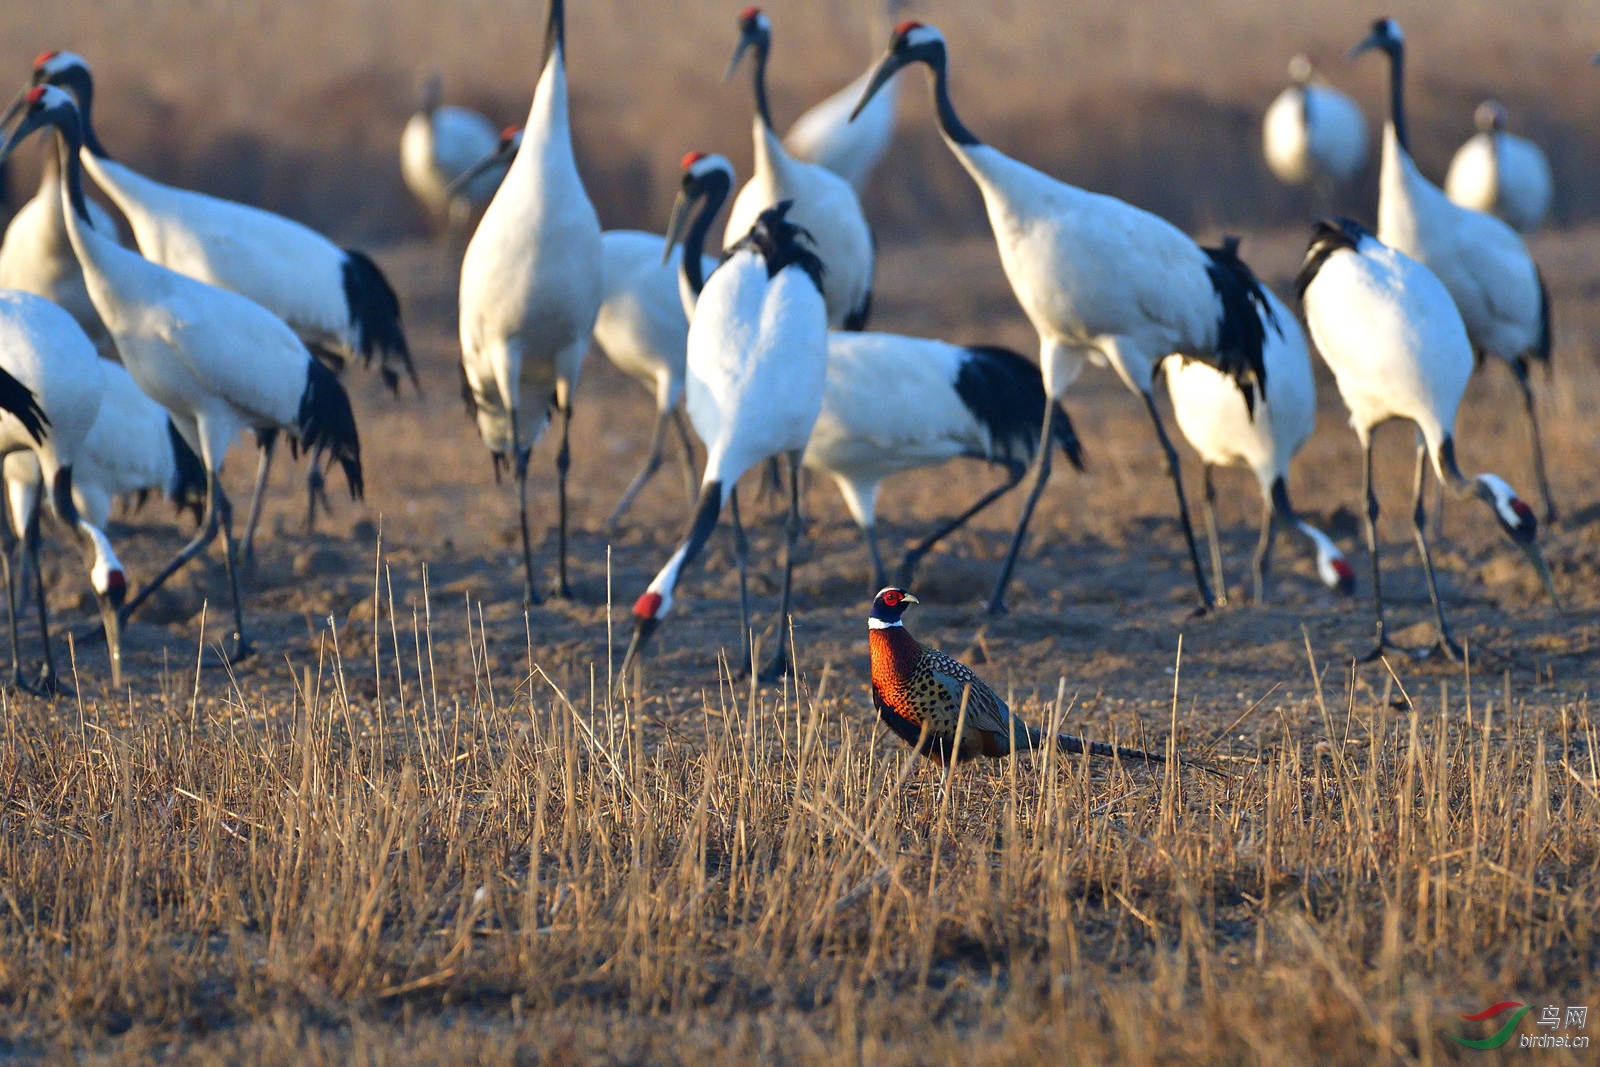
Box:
[880,589,903,608]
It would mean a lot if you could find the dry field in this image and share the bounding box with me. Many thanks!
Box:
[1,1,1599,1063]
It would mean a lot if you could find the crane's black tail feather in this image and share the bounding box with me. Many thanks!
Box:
[342,248,416,394]
[296,360,364,501]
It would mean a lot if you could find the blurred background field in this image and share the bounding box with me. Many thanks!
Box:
[5,0,1598,243]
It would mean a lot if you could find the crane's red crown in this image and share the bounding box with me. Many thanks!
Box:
[33,50,58,69]
[680,150,706,170]
[633,591,663,620]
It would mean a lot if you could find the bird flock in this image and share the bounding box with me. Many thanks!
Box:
[0,5,1581,749]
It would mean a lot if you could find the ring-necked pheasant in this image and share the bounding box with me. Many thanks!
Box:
[867,587,1182,767]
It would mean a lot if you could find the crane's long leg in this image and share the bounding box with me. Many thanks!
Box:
[1512,358,1556,525]
[1200,463,1229,608]
[986,404,1056,616]
[1358,437,1394,662]
[1,518,25,690]
[728,486,753,675]
[899,464,1025,589]
[1250,483,1280,605]
[759,451,803,683]
[240,427,277,564]
[119,470,225,627]
[608,407,673,531]
[863,523,889,595]
[553,400,574,600]
[213,479,254,664]
[304,465,329,535]
[22,506,63,696]
[671,408,698,506]
[1144,391,1215,613]
[507,402,540,608]
[1410,439,1463,662]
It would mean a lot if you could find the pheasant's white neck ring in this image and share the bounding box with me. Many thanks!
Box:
[868,618,903,630]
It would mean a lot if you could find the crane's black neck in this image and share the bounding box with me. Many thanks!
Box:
[679,170,731,297]
[1382,45,1408,153]
[542,0,565,72]
[927,53,979,148]
[52,124,93,224]
[748,38,774,131]
[51,68,111,159]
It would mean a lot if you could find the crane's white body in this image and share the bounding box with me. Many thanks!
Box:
[1165,288,1312,490]
[726,127,874,330]
[1301,233,1470,457]
[0,151,118,358]
[784,64,902,194]
[3,360,188,531]
[686,255,828,488]
[805,332,1007,530]
[594,230,715,413]
[1444,116,1553,234]
[1262,74,1368,187]
[1377,125,1544,364]
[401,91,505,229]
[953,141,1224,399]
[458,46,601,457]
[0,288,120,588]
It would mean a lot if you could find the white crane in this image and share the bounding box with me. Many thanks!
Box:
[0,144,118,358]
[806,333,1082,592]
[19,50,407,546]
[447,130,714,531]
[0,288,124,692]
[725,8,876,331]
[852,22,1275,615]
[620,167,829,685]
[1296,217,1556,661]
[400,70,506,238]
[782,0,909,194]
[1164,277,1354,604]
[3,358,207,542]
[458,0,602,605]
[1444,101,1554,234]
[1261,53,1368,212]
[593,228,718,528]
[0,85,365,664]
[1350,19,1556,523]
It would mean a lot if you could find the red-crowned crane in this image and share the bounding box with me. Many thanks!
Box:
[621,159,828,685]
[14,50,406,547]
[0,144,119,358]
[726,8,875,331]
[458,0,602,605]
[400,70,506,239]
[0,86,363,664]
[1296,216,1556,661]
[852,22,1274,615]
[1261,54,1369,213]
[782,0,909,194]
[1164,279,1355,604]
[806,333,1082,592]
[0,288,124,692]
[1444,101,1553,235]
[1350,19,1556,523]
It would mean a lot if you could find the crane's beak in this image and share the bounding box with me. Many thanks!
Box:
[1346,31,1384,61]
[0,89,25,133]
[0,111,35,170]
[98,591,124,690]
[444,137,516,199]
[722,34,755,84]
[661,189,694,264]
[850,52,904,122]
[1520,540,1563,612]
[616,615,660,690]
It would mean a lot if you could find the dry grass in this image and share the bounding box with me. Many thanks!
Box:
[0,578,1595,1063]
